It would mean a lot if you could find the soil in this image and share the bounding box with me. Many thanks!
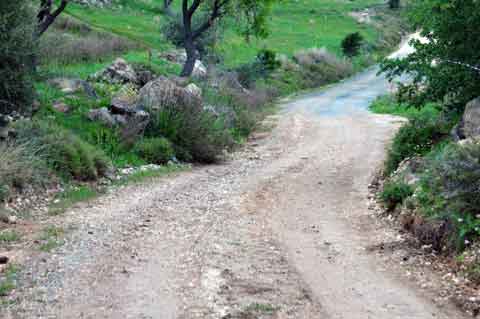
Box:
[1,41,472,318]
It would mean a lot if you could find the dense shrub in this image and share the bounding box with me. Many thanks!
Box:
[384,104,453,175]
[14,120,111,181]
[146,104,233,163]
[0,142,49,201]
[237,49,281,88]
[416,141,480,251]
[133,137,175,164]
[0,0,35,114]
[341,32,364,57]
[380,181,413,211]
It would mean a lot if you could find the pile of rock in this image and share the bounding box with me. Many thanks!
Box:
[452,97,480,142]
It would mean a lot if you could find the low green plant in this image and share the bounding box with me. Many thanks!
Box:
[380,181,414,211]
[133,137,175,164]
[416,141,480,251]
[0,264,19,297]
[39,226,64,252]
[0,230,20,243]
[14,120,111,181]
[384,104,453,175]
[341,32,364,57]
[49,185,98,216]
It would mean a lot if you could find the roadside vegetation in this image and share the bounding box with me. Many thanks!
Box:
[371,0,480,301]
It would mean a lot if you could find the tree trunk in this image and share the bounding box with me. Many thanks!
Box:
[181,40,197,77]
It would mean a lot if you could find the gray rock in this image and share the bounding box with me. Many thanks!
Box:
[90,58,138,85]
[184,83,202,99]
[138,76,202,113]
[110,85,139,115]
[391,157,425,186]
[87,108,117,127]
[52,101,71,113]
[48,78,97,98]
[119,110,150,144]
[462,97,480,139]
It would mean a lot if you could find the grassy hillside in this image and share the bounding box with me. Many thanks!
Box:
[62,0,391,68]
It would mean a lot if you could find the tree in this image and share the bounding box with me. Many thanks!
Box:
[176,0,274,76]
[0,0,35,114]
[36,0,69,39]
[389,0,400,9]
[380,0,480,109]
[341,32,364,57]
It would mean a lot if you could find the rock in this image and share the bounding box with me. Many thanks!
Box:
[0,256,8,264]
[391,157,425,186]
[138,76,202,113]
[184,83,202,98]
[87,107,117,127]
[119,110,150,144]
[90,58,138,85]
[192,60,207,79]
[136,70,155,87]
[48,78,97,98]
[110,85,139,115]
[462,97,480,139]
[7,215,17,224]
[52,101,71,113]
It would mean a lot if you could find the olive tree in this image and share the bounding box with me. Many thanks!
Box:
[36,0,69,39]
[175,0,274,76]
[380,0,480,109]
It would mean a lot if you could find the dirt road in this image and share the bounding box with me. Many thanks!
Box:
[6,49,469,318]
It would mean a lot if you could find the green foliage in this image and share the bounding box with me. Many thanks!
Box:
[380,181,413,211]
[237,49,281,87]
[0,230,20,243]
[0,264,19,297]
[14,120,111,181]
[381,0,480,110]
[147,105,233,163]
[49,185,98,216]
[341,32,364,57]
[0,0,35,114]
[133,137,175,164]
[384,103,453,175]
[39,226,64,252]
[389,0,400,9]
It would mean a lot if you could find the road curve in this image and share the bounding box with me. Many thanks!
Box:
[5,39,468,319]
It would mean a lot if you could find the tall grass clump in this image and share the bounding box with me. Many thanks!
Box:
[14,120,111,181]
[0,0,35,114]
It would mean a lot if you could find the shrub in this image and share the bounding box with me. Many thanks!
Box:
[341,32,364,57]
[380,181,414,211]
[416,141,480,251]
[133,137,175,164]
[384,104,453,175]
[237,49,281,88]
[0,142,49,201]
[14,120,111,181]
[146,104,233,163]
[0,0,35,114]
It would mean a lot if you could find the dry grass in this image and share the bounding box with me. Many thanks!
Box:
[293,47,353,74]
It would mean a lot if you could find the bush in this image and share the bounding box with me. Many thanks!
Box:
[14,120,111,181]
[384,104,453,175]
[341,32,364,57]
[133,137,175,164]
[237,49,281,88]
[380,181,413,211]
[416,141,480,251]
[146,104,233,163]
[0,142,49,201]
[0,0,35,114]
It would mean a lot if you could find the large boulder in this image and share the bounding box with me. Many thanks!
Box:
[48,78,97,98]
[110,85,139,115]
[138,77,202,113]
[90,58,138,85]
[87,108,117,127]
[462,97,480,139]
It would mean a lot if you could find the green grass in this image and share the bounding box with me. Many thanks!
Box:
[115,163,189,186]
[63,0,387,68]
[49,185,99,216]
[370,95,427,118]
[38,226,65,252]
[0,264,19,297]
[244,302,278,314]
[0,230,20,244]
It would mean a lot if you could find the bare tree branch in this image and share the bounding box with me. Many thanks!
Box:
[36,0,69,39]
